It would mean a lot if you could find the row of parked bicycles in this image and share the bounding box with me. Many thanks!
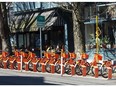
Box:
[0,50,116,78]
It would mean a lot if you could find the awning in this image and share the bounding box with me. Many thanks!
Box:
[45,16,65,30]
[46,17,57,26]
[10,9,65,33]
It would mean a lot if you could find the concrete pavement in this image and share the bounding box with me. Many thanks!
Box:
[0,68,116,85]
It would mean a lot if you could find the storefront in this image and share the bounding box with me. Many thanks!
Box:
[10,7,74,55]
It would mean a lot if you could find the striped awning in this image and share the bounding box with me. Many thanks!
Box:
[10,9,65,33]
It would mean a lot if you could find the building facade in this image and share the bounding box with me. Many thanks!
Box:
[9,3,74,56]
[9,2,116,57]
[84,3,116,50]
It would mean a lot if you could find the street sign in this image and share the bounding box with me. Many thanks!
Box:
[37,16,45,28]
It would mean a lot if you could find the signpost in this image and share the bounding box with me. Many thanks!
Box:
[37,16,45,58]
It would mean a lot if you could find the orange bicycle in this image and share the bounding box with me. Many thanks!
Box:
[75,53,91,75]
[101,59,116,78]
[90,53,102,76]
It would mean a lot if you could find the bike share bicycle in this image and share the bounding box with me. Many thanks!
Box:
[75,53,91,75]
[101,58,116,78]
[90,53,103,76]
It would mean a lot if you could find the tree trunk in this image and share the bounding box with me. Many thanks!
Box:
[0,38,2,51]
[0,2,12,54]
[72,9,85,54]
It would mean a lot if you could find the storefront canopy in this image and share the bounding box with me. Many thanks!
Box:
[10,8,65,33]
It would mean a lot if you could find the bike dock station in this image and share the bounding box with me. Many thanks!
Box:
[0,16,115,80]
[0,50,115,80]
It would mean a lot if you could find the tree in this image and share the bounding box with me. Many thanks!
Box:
[106,4,116,47]
[56,2,86,54]
[0,2,12,54]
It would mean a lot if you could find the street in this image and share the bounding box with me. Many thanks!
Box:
[0,68,116,85]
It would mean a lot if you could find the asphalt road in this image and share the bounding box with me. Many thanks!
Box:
[0,68,116,85]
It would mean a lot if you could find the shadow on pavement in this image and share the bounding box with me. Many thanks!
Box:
[0,76,60,85]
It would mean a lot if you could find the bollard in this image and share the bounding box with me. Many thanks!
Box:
[41,63,46,73]
[23,58,29,71]
[107,67,112,79]
[25,62,29,71]
[17,62,21,70]
[33,63,37,72]
[81,65,86,76]
[94,66,98,78]
[10,59,15,69]
[3,58,8,69]
[51,64,55,74]
[71,65,75,76]
[32,59,39,72]
[3,61,7,69]
[10,63,14,69]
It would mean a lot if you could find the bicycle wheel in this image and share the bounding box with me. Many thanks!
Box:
[37,63,42,72]
[45,63,51,73]
[55,64,61,74]
[113,66,116,73]
[101,65,108,78]
[7,60,10,69]
[65,64,71,75]
[85,62,91,75]
[75,64,82,75]
[0,59,3,68]
[14,61,18,70]
[28,62,33,70]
